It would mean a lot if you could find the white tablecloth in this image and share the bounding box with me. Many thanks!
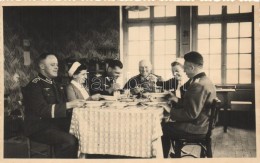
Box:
[69,103,164,158]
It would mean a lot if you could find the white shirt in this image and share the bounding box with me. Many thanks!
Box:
[71,80,89,100]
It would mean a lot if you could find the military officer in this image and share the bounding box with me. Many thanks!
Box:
[23,53,86,158]
[161,51,217,158]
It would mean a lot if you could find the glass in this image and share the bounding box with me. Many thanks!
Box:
[128,27,139,40]
[239,70,251,84]
[154,6,165,17]
[198,6,209,15]
[154,41,165,55]
[239,38,251,53]
[227,23,239,38]
[240,22,252,37]
[139,8,150,18]
[227,39,238,53]
[210,24,221,38]
[198,24,209,39]
[139,26,150,40]
[210,6,222,15]
[227,55,238,69]
[210,39,221,53]
[239,54,251,68]
[166,5,176,17]
[128,41,140,55]
[226,70,238,84]
[227,5,239,14]
[203,55,210,69]
[240,5,252,13]
[209,69,221,84]
[165,40,176,54]
[154,55,165,69]
[165,25,176,39]
[198,40,209,54]
[210,55,221,69]
[154,26,165,40]
[139,41,150,55]
[128,11,139,19]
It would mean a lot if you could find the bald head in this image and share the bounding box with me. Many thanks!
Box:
[139,60,152,77]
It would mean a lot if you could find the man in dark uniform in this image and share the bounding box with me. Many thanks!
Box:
[89,59,123,96]
[161,51,217,158]
[23,53,87,158]
[123,60,162,95]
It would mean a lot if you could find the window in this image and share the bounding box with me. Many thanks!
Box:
[196,5,253,84]
[124,6,177,81]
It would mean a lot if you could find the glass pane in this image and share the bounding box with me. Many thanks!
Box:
[210,24,221,38]
[210,6,222,15]
[165,40,176,54]
[154,6,165,17]
[198,40,209,54]
[227,70,238,84]
[154,55,165,69]
[154,26,165,40]
[154,69,165,79]
[139,41,150,55]
[203,55,210,69]
[210,55,221,69]
[240,5,252,13]
[240,22,252,37]
[128,55,150,70]
[165,55,176,69]
[239,70,251,84]
[240,54,251,68]
[227,39,238,53]
[128,41,139,55]
[198,6,209,15]
[165,25,176,39]
[154,41,165,55]
[166,5,176,17]
[198,24,209,39]
[139,8,150,18]
[204,69,209,76]
[227,23,239,38]
[126,69,139,80]
[210,39,221,53]
[227,6,239,14]
[239,38,251,53]
[227,55,238,69]
[128,11,139,19]
[139,26,150,40]
[209,70,221,84]
[128,27,139,40]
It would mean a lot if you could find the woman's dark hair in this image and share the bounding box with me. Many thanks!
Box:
[171,61,183,68]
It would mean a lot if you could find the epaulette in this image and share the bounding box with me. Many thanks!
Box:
[32,77,41,83]
[194,78,200,83]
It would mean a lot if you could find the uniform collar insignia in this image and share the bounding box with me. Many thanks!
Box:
[38,73,53,84]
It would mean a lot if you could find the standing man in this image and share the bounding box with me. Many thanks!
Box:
[123,60,162,95]
[89,59,123,96]
[161,51,217,158]
[23,53,87,158]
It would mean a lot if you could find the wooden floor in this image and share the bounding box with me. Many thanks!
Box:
[181,126,256,158]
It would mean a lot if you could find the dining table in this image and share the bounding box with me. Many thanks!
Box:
[69,97,167,158]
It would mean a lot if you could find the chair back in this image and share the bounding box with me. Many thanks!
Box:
[206,98,221,138]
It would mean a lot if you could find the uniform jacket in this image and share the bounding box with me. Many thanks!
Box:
[156,77,179,92]
[23,73,69,136]
[66,82,90,101]
[123,73,162,94]
[170,72,216,134]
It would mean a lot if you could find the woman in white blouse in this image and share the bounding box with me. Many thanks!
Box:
[66,61,101,101]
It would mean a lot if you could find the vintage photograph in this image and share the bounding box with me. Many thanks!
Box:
[2,4,257,159]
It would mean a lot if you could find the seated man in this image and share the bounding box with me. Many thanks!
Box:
[161,51,217,158]
[23,53,87,158]
[89,59,123,96]
[123,60,162,95]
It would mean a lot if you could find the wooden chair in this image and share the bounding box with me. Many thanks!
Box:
[171,98,221,158]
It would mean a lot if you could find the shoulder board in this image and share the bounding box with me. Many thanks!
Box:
[194,78,200,83]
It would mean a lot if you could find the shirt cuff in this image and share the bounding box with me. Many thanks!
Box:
[51,104,55,118]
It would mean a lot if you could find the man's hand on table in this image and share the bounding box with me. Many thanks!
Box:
[66,99,87,109]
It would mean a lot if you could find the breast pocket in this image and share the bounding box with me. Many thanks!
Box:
[42,88,56,103]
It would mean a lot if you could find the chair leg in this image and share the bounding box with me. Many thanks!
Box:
[174,141,182,158]
[27,138,31,158]
[206,139,213,158]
